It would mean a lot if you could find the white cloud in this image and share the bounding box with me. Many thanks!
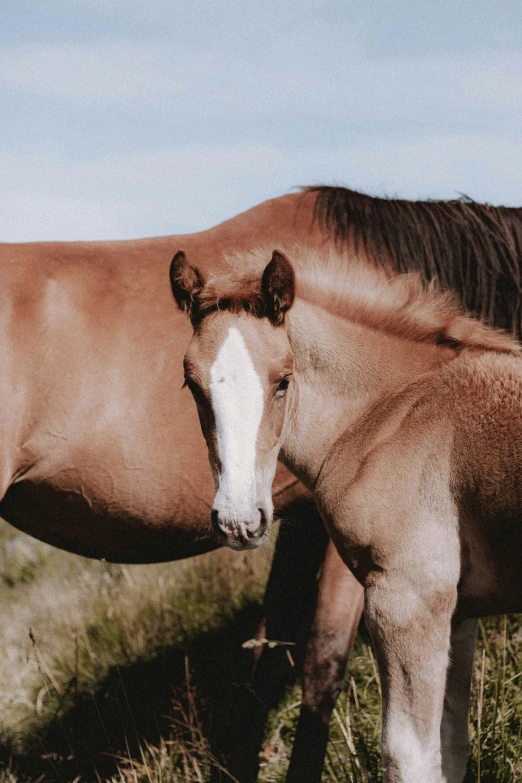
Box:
[2,35,520,133]
[1,1,520,242]
[458,57,522,109]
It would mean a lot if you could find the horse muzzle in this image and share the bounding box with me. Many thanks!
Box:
[211,505,271,550]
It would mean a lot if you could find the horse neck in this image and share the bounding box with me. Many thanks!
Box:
[280,298,455,488]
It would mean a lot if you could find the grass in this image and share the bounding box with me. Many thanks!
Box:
[0,520,520,782]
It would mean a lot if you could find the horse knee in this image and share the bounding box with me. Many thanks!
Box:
[301,541,363,717]
[301,637,348,718]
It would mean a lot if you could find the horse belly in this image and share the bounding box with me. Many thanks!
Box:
[0,448,303,563]
[0,448,219,563]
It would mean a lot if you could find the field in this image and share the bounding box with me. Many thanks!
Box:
[0,520,520,783]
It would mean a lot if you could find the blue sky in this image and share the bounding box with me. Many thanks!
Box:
[1,0,521,241]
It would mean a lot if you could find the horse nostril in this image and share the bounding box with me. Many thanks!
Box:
[246,508,268,538]
[211,508,220,531]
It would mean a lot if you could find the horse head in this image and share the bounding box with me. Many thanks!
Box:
[170,249,295,550]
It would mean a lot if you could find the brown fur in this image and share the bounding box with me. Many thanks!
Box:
[3,183,522,783]
[197,273,267,319]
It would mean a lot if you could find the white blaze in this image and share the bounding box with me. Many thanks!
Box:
[210,326,264,512]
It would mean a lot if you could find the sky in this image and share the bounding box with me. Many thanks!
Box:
[1,0,521,241]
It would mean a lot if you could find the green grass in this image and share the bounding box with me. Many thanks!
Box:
[256,618,522,783]
[0,520,520,782]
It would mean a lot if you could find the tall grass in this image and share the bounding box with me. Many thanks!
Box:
[0,520,272,780]
[255,619,522,782]
[0,520,520,782]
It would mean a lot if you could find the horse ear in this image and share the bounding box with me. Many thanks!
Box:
[261,250,295,326]
[170,251,205,322]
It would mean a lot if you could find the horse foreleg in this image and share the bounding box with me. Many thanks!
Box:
[285,540,364,783]
[440,616,477,783]
[365,568,458,783]
[213,500,329,783]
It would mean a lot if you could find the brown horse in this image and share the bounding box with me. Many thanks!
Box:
[2,186,522,781]
[0,188,363,783]
[172,244,522,783]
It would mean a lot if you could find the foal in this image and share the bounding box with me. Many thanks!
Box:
[171,246,522,783]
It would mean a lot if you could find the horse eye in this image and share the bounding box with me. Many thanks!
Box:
[276,376,291,396]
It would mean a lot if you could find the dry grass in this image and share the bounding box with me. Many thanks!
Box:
[0,520,520,782]
[0,520,272,779]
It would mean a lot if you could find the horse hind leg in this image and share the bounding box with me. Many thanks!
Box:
[440,617,477,783]
[286,540,364,783]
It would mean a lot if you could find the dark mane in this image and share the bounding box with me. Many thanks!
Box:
[306,186,522,337]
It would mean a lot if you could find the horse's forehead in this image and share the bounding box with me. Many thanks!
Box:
[210,325,258,381]
[193,315,281,368]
